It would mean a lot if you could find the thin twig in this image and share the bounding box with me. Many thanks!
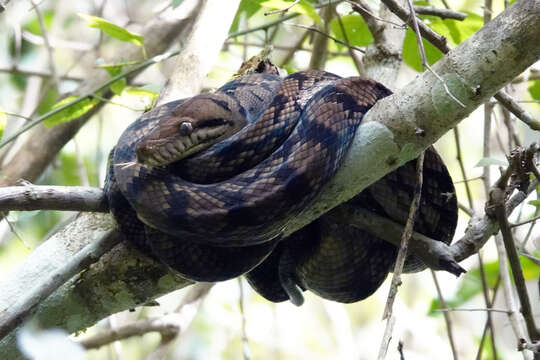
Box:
[431,271,459,360]
[453,176,484,184]
[225,38,352,57]
[264,0,300,16]
[348,0,404,28]
[486,146,540,341]
[334,6,363,73]
[404,0,465,107]
[21,31,94,51]
[501,104,522,150]
[477,251,499,359]
[0,111,33,122]
[491,196,540,340]
[458,202,474,217]
[511,215,540,228]
[475,276,500,360]
[0,185,108,212]
[80,315,182,350]
[238,278,251,360]
[0,66,84,82]
[493,232,531,358]
[413,6,467,20]
[382,152,425,320]
[453,126,474,209]
[308,2,334,70]
[3,216,28,248]
[29,0,59,90]
[434,307,510,314]
[284,23,365,54]
[377,316,396,360]
[483,101,494,196]
[519,252,540,265]
[494,91,540,131]
[478,12,499,347]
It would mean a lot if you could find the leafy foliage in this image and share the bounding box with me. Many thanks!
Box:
[402,28,444,72]
[0,106,6,142]
[528,80,540,100]
[427,13,483,46]
[43,96,101,128]
[78,14,147,58]
[329,15,373,48]
[230,0,267,33]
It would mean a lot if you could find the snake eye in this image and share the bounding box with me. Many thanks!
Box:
[179,121,193,136]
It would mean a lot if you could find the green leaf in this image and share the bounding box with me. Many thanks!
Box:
[96,61,138,95]
[296,0,321,25]
[428,13,483,46]
[36,88,60,115]
[109,79,126,95]
[520,256,540,281]
[230,0,266,33]
[529,200,540,207]
[123,87,159,110]
[474,157,508,167]
[261,0,321,24]
[329,15,373,48]
[44,95,100,128]
[0,106,6,143]
[172,0,184,8]
[97,63,129,95]
[402,28,444,72]
[78,14,146,57]
[528,80,540,100]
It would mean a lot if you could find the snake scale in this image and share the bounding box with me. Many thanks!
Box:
[105,69,458,305]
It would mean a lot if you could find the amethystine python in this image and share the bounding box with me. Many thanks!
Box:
[105,70,457,305]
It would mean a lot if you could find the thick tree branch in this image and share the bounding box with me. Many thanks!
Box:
[0,229,119,340]
[378,0,539,131]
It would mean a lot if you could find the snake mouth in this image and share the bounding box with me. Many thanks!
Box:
[135,119,233,166]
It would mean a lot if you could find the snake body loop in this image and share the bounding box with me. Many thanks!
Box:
[105,70,457,303]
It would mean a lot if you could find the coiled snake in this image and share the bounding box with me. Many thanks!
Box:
[105,70,457,305]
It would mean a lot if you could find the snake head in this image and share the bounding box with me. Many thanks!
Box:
[135,95,247,166]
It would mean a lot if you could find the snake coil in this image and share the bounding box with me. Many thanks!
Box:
[105,70,457,305]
